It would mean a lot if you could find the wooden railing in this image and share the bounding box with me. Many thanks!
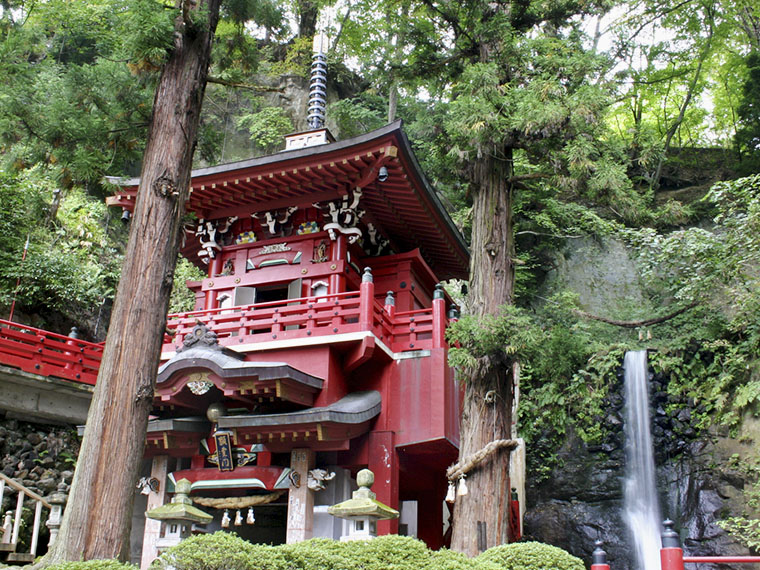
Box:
[0,319,103,385]
[0,473,53,563]
[163,277,451,355]
[0,276,452,387]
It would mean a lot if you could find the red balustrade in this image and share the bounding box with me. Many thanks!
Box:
[164,288,447,354]
[0,319,103,385]
[0,285,450,387]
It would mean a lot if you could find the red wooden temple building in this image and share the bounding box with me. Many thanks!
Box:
[106,119,470,564]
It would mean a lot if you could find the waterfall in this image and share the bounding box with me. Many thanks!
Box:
[623,350,662,570]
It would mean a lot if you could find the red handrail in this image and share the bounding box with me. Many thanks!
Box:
[0,319,103,385]
[684,557,760,564]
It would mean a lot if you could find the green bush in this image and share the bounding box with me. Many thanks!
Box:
[150,533,582,570]
[279,538,353,570]
[426,548,502,570]
[46,561,138,570]
[149,531,287,570]
[341,535,433,570]
[477,541,585,570]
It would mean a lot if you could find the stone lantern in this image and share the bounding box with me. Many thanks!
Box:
[145,478,212,551]
[327,469,398,541]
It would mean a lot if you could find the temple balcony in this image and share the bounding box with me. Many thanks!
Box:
[161,284,449,359]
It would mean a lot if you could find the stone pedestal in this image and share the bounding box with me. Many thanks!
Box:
[286,448,315,543]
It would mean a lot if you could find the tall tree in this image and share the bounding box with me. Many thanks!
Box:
[40,0,221,562]
[335,0,633,555]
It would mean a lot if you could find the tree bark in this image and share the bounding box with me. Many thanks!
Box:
[39,0,221,563]
[450,149,516,556]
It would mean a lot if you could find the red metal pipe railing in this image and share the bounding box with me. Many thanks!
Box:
[684,557,760,564]
[661,520,760,570]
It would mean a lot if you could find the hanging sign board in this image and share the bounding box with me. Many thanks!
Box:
[214,430,235,472]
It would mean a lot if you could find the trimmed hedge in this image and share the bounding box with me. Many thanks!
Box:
[477,541,585,570]
[45,561,138,570]
[43,533,585,570]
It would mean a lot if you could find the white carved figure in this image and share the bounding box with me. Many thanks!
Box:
[315,188,365,243]
[252,206,297,235]
[307,468,336,491]
[196,217,238,262]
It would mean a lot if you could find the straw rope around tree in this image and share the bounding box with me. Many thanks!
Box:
[191,490,285,510]
[446,439,519,481]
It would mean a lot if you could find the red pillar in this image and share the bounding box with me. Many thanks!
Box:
[204,255,223,310]
[432,284,446,349]
[359,267,374,331]
[329,235,346,294]
[368,431,399,535]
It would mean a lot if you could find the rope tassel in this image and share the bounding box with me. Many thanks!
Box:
[457,474,468,496]
[446,481,456,503]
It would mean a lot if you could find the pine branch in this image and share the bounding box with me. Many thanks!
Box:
[207,77,284,92]
[571,301,698,328]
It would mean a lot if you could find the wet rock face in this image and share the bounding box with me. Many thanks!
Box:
[523,368,750,570]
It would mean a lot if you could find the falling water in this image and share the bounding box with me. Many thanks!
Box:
[623,350,662,570]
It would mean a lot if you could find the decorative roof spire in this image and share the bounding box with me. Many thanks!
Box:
[307,33,328,131]
[284,31,335,150]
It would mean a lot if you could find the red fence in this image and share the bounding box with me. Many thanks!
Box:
[0,280,451,387]
[163,279,450,355]
[0,319,103,385]
[592,521,760,570]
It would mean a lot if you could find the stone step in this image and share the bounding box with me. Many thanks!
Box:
[0,542,16,552]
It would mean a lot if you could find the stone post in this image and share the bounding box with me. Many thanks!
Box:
[286,448,315,543]
[46,482,68,547]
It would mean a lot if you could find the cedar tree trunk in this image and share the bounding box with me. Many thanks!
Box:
[40,0,221,563]
[450,148,516,556]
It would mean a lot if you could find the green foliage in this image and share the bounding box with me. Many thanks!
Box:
[447,306,541,370]
[476,542,585,570]
[151,531,287,570]
[266,36,313,77]
[170,258,206,314]
[329,95,387,139]
[236,106,293,153]
[151,531,579,570]
[46,561,138,570]
[717,453,760,549]
[0,167,124,331]
[735,51,760,171]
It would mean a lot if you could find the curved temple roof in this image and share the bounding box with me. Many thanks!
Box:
[107,121,469,280]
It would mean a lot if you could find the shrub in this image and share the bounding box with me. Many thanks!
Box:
[149,531,286,570]
[425,548,502,570]
[46,561,138,570]
[340,535,433,570]
[477,541,585,570]
[278,538,353,570]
